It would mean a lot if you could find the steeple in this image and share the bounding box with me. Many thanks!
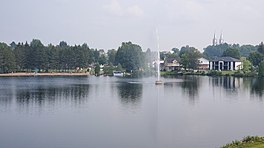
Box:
[219,33,224,44]
[213,33,217,46]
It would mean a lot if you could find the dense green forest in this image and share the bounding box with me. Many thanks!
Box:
[0,39,263,75]
[0,40,148,74]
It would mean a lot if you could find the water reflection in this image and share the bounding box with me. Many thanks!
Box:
[0,91,13,112]
[16,84,90,109]
[251,78,264,98]
[179,76,200,103]
[210,77,240,95]
[117,82,142,106]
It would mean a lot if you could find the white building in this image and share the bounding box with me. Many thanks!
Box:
[198,58,209,70]
[209,57,242,71]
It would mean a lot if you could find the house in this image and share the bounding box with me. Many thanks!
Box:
[198,58,209,70]
[209,57,242,71]
[164,58,181,71]
[152,60,164,70]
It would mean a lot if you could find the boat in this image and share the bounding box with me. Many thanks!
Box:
[155,80,163,85]
[113,71,124,77]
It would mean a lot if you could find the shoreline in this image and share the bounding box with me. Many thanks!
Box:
[0,72,90,77]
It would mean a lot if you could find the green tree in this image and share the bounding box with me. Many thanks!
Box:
[248,52,264,67]
[98,54,107,65]
[94,64,100,76]
[29,39,48,71]
[10,41,16,49]
[14,43,27,71]
[0,43,16,73]
[258,61,264,77]
[160,51,166,60]
[222,48,240,59]
[115,42,144,72]
[240,45,257,57]
[46,44,60,71]
[241,58,252,73]
[179,46,202,70]
[103,63,115,75]
[257,42,264,54]
[59,41,68,48]
[116,63,123,71]
[203,43,229,58]
[107,49,117,65]
[171,48,180,55]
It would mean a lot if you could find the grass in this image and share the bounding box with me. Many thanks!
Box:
[221,70,236,75]
[160,71,178,75]
[222,136,264,148]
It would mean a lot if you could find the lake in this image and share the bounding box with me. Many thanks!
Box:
[0,76,264,148]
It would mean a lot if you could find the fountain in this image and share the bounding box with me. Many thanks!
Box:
[155,28,163,85]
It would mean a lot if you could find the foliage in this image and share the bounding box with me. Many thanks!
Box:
[103,64,115,75]
[221,136,264,148]
[241,58,252,73]
[0,39,104,73]
[203,43,229,58]
[0,42,16,73]
[0,39,262,77]
[160,51,166,60]
[258,61,264,77]
[222,48,241,59]
[207,70,223,76]
[171,48,180,55]
[94,64,100,76]
[116,63,123,71]
[204,43,257,59]
[107,49,117,65]
[115,42,144,72]
[248,52,264,67]
[257,42,264,54]
[98,54,107,65]
[179,46,202,70]
[240,45,257,57]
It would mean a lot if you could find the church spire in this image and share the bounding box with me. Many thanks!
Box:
[213,33,217,46]
[219,33,224,44]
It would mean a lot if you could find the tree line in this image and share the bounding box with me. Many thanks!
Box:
[0,40,150,74]
[0,39,263,75]
[0,39,109,73]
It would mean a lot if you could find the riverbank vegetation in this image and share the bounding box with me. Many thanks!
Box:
[0,39,264,77]
[221,136,264,148]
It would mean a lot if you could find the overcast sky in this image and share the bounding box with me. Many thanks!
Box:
[0,0,263,51]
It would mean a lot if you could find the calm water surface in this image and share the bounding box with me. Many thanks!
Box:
[0,76,264,148]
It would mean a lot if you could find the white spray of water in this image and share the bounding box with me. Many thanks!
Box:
[156,28,160,81]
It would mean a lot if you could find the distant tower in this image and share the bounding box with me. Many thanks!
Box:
[213,33,218,46]
[219,33,224,44]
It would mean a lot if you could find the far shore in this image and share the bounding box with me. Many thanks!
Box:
[0,72,90,77]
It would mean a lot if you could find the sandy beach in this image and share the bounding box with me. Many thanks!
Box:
[0,72,90,77]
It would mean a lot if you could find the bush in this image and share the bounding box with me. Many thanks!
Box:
[207,70,222,76]
[258,61,264,77]
[221,136,264,148]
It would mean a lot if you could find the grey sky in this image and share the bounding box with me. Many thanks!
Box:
[0,0,263,51]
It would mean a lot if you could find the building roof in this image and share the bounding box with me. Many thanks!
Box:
[210,57,240,62]
[165,58,179,63]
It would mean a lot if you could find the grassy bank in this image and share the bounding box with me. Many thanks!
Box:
[160,70,257,77]
[221,136,264,148]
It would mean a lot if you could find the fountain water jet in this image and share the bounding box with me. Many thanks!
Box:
[155,28,163,85]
